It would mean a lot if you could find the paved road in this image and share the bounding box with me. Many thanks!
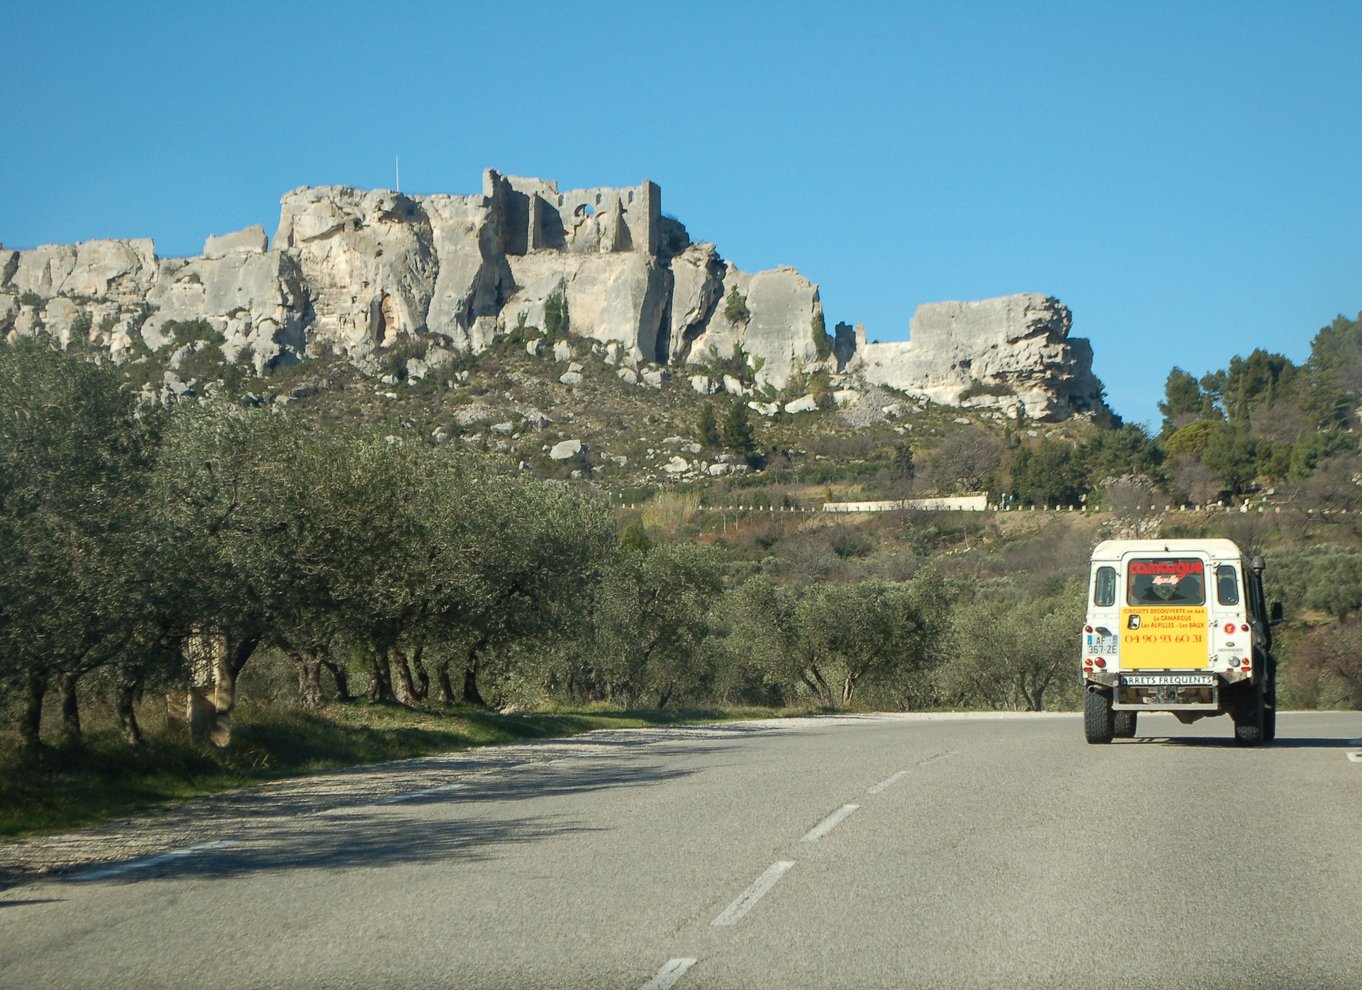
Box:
[1,712,1359,989]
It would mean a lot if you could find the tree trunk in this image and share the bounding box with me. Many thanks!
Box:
[19,670,47,752]
[656,681,675,710]
[435,659,456,705]
[57,671,82,745]
[392,648,420,705]
[800,664,834,708]
[412,647,430,701]
[184,629,241,747]
[116,674,144,747]
[320,656,351,701]
[368,648,395,703]
[289,648,325,709]
[461,655,486,707]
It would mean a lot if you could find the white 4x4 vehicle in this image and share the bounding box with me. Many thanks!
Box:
[1082,538,1282,746]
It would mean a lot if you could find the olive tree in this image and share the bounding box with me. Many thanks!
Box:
[0,336,162,748]
[592,541,724,708]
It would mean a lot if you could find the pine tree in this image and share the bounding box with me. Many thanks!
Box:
[698,403,720,448]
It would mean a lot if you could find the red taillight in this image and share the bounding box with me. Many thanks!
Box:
[1084,625,1093,633]
[1095,658,1107,668]
[1224,622,1236,634]
[1241,624,1249,633]
[1241,658,1251,669]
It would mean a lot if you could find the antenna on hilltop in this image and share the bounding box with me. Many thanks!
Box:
[395,155,401,194]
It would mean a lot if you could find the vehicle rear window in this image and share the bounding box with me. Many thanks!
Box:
[1216,564,1240,606]
[1127,558,1205,605]
[1093,566,1116,607]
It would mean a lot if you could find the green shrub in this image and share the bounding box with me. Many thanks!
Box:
[544,290,570,342]
[723,288,750,326]
[812,311,831,361]
[958,378,1015,401]
[70,311,93,340]
[163,319,225,348]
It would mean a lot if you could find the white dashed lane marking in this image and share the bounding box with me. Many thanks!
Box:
[638,957,697,990]
[867,751,959,794]
[867,770,910,794]
[712,861,795,927]
[800,804,860,843]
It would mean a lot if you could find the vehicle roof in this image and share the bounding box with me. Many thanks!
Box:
[1090,538,1246,559]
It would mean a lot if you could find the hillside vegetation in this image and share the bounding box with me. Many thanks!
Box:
[4,310,1362,831]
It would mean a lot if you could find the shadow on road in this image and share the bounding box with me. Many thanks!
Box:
[45,748,718,889]
[1127,736,1358,749]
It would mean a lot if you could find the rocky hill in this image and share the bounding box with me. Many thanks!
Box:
[0,169,1105,421]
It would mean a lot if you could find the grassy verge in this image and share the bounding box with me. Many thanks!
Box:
[0,701,789,839]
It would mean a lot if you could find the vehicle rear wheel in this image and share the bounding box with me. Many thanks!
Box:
[1113,711,1137,739]
[1084,688,1115,744]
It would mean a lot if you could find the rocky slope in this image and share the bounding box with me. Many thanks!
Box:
[0,169,1105,421]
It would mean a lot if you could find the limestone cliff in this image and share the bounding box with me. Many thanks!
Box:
[0,170,1105,420]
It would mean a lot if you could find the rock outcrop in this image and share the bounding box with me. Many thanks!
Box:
[851,294,1104,421]
[0,170,1106,420]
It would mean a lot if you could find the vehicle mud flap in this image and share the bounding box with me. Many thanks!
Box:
[1232,678,1265,747]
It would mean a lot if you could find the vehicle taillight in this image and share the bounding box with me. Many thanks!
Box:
[1240,624,1249,633]
[1095,658,1106,668]
[1084,625,1093,633]
[1223,622,1236,634]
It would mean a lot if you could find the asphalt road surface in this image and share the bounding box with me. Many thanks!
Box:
[1,711,1360,990]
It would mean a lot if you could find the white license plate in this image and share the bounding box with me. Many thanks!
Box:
[1119,674,1215,687]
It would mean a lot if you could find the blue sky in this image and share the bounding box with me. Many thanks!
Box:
[4,1,1361,426]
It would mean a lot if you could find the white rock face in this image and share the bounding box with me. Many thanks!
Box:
[203,225,268,259]
[667,243,725,364]
[143,249,308,368]
[274,186,437,358]
[853,294,1103,421]
[0,170,1104,421]
[785,394,819,414]
[687,264,822,390]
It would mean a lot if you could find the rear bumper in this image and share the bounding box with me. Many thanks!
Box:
[1085,671,1247,711]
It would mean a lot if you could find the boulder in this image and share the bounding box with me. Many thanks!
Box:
[549,439,584,460]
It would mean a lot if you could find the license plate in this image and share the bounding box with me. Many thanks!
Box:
[1119,674,1215,687]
